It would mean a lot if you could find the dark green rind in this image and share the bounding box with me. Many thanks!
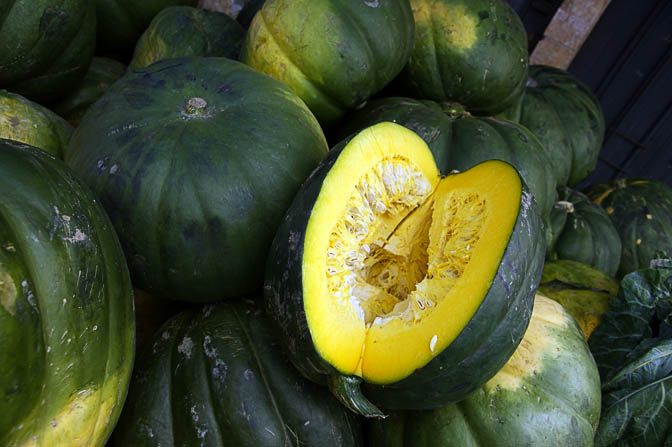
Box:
[265,144,545,413]
[402,0,528,116]
[0,89,73,158]
[549,186,622,277]
[586,178,672,278]
[53,57,127,126]
[241,0,415,125]
[111,300,363,447]
[520,65,605,187]
[0,0,96,103]
[128,6,245,71]
[65,57,328,302]
[96,0,198,54]
[0,139,134,446]
[367,299,601,446]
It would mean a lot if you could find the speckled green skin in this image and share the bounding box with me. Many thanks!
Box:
[368,297,602,447]
[52,57,126,126]
[0,0,96,103]
[128,6,245,71]
[264,138,545,412]
[339,98,557,225]
[0,139,134,447]
[0,89,72,158]
[241,0,415,125]
[65,57,328,302]
[111,300,363,447]
[96,0,197,53]
[520,65,605,186]
[549,186,622,277]
[586,178,672,278]
[402,0,528,116]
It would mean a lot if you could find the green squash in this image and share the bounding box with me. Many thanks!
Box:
[586,177,672,277]
[549,186,622,277]
[111,299,363,446]
[241,0,415,125]
[0,90,73,158]
[339,98,557,226]
[52,57,127,126]
[518,65,605,186]
[65,57,328,302]
[0,139,135,447]
[538,260,619,339]
[367,295,602,446]
[96,0,198,53]
[0,0,96,103]
[401,0,528,116]
[128,6,245,71]
[265,122,545,416]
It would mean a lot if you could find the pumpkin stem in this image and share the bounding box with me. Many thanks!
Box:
[328,375,387,419]
[185,97,208,114]
[556,200,575,213]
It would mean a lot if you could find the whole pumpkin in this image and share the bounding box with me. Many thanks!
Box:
[0,139,134,447]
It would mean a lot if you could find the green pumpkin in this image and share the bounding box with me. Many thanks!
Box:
[0,139,135,447]
[111,300,363,446]
[65,57,328,302]
[367,295,602,446]
[128,6,245,71]
[586,177,672,277]
[96,0,198,53]
[401,0,528,116]
[0,90,73,158]
[265,122,545,416]
[0,0,96,103]
[549,186,622,277]
[52,57,127,126]
[241,0,415,125]
[518,65,605,186]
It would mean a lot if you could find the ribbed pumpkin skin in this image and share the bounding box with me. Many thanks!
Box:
[586,178,672,277]
[0,139,134,447]
[402,0,528,116]
[96,0,198,53]
[367,295,602,447]
[65,57,328,302]
[0,0,96,103]
[128,6,245,71]
[0,89,73,158]
[339,98,556,224]
[241,0,415,125]
[549,186,622,277]
[111,300,363,447]
[264,139,545,410]
[519,65,605,186]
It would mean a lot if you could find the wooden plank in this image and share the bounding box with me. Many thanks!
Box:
[530,0,613,69]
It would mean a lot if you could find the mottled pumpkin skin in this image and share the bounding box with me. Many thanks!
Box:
[241,0,415,125]
[0,139,134,447]
[402,0,528,116]
[586,178,672,277]
[0,89,72,158]
[549,186,622,277]
[111,300,363,447]
[519,65,605,186]
[0,0,96,102]
[367,295,602,447]
[65,57,328,302]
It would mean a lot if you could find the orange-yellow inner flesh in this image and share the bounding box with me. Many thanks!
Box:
[302,123,521,384]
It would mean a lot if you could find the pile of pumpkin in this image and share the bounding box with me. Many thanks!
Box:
[1,0,671,446]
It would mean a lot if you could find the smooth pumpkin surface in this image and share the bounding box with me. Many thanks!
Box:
[368,295,602,447]
[241,0,415,124]
[265,122,545,415]
[0,139,134,447]
[65,57,328,302]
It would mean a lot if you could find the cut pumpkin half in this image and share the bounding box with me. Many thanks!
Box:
[264,122,545,417]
